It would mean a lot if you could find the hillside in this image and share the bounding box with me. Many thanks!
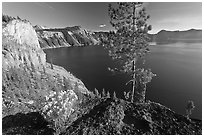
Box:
[34,25,99,49]
[2,16,94,134]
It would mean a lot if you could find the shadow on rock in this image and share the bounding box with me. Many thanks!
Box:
[2,112,55,135]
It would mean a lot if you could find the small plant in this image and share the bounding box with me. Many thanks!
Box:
[102,88,106,97]
[186,100,195,120]
[124,91,131,101]
[113,91,117,100]
[50,58,54,69]
[94,88,101,98]
[63,77,72,90]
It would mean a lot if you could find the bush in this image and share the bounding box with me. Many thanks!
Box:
[2,14,15,23]
[186,100,195,120]
[41,89,78,134]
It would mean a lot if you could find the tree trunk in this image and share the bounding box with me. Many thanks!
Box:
[131,4,137,103]
[133,4,136,31]
[131,60,136,103]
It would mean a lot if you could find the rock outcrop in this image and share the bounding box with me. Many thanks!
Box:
[34,25,99,49]
[2,18,92,132]
[62,98,202,135]
[3,20,46,71]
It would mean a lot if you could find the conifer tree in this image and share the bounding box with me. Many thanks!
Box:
[94,88,100,98]
[102,88,106,97]
[107,91,111,98]
[106,2,155,103]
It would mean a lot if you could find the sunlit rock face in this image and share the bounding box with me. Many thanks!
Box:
[35,25,99,49]
[2,19,90,125]
[2,20,46,70]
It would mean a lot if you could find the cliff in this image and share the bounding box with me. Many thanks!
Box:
[149,29,202,43]
[2,18,93,134]
[34,25,99,49]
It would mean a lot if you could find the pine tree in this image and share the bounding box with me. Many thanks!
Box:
[106,2,155,103]
[106,91,111,98]
[17,16,21,20]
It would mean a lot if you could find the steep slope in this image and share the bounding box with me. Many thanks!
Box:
[2,18,93,134]
[35,25,99,49]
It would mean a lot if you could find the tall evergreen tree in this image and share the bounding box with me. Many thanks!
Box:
[106,2,155,103]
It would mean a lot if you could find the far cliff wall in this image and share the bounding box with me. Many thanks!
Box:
[35,26,99,49]
[149,29,202,43]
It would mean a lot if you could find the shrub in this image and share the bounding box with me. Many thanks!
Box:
[42,89,78,134]
[186,100,195,120]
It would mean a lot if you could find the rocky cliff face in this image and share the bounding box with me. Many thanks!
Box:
[34,25,99,49]
[3,20,46,71]
[2,19,92,130]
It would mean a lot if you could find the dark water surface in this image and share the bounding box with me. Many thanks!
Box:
[44,42,202,119]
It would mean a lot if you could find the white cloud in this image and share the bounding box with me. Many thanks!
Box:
[35,3,55,11]
[99,24,106,28]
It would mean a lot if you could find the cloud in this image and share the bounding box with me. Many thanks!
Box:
[35,3,55,11]
[99,24,106,28]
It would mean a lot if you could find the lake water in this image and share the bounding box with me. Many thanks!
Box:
[44,42,202,119]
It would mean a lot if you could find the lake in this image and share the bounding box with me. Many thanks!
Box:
[44,42,202,120]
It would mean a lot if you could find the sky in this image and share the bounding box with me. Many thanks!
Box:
[2,2,202,34]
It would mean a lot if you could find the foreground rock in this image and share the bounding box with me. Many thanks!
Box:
[2,112,55,135]
[62,98,202,135]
